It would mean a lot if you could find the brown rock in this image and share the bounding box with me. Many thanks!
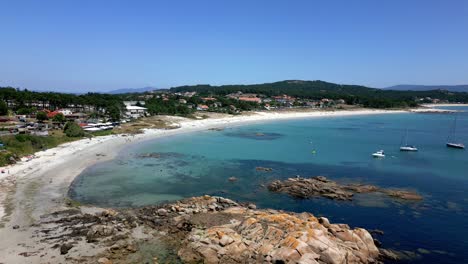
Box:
[268,176,423,202]
[98,257,113,264]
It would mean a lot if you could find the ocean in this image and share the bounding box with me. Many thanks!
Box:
[70,107,468,264]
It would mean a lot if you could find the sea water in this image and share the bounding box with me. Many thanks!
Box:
[70,108,468,263]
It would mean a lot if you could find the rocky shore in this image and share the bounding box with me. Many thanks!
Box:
[19,195,404,263]
[268,176,423,201]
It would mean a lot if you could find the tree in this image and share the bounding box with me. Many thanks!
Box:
[36,111,48,122]
[52,113,66,124]
[0,101,8,116]
[17,107,33,115]
[106,104,121,122]
[63,122,84,137]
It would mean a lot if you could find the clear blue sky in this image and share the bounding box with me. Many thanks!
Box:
[1,0,467,92]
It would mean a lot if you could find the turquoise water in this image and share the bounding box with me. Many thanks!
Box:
[71,108,468,263]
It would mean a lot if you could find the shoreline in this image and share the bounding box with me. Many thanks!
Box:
[421,103,468,107]
[0,108,404,263]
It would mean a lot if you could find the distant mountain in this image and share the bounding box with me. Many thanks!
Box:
[107,86,160,94]
[385,84,468,93]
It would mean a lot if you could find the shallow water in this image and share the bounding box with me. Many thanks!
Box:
[71,108,468,264]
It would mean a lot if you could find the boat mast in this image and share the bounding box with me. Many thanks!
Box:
[448,115,458,142]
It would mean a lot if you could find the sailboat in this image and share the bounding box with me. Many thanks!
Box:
[446,115,465,149]
[400,129,418,151]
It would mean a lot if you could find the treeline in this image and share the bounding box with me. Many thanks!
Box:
[170,80,468,108]
[0,87,124,118]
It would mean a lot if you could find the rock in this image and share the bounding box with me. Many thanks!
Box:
[256,167,273,172]
[60,243,73,255]
[247,204,256,210]
[98,257,113,264]
[178,202,380,264]
[318,217,330,228]
[268,176,423,202]
[219,235,234,246]
[384,190,423,200]
[228,177,238,182]
[369,229,385,235]
[373,238,382,248]
[379,249,400,261]
[12,225,19,230]
[157,208,168,216]
[86,225,115,241]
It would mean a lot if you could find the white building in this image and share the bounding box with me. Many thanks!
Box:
[123,101,145,107]
[58,109,73,115]
[125,105,147,118]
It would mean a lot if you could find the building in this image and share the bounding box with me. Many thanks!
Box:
[197,105,209,111]
[123,101,145,107]
[58,109,73,115]
[125,105,148,118]
[238,97,262,103]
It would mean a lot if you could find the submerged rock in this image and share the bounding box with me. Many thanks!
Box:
[268,176,423,202]
[255,167,273,172]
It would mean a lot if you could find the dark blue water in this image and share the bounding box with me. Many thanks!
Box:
[71,108,468,263]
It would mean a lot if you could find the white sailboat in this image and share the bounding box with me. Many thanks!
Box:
[447,115,465,149]
[400,129,418,151]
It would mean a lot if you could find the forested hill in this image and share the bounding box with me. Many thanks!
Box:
[171,80,375,98]
[170,80,468,107]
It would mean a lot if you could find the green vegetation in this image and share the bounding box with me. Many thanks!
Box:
[89,129,114,137]
[63,122,85,137]
[145,97,193,116]
[0,133,77,166]
[0,87,124,113]
[36,111,48,122]
[170,80,468,108]
[0,100,8,115]
[52,113,66,123]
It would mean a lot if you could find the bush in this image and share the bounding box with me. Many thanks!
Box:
[15,134,32,142]
[63,122,84,137]
[0,101,8,116]
[52,113,66,123]
[36,111,48,122]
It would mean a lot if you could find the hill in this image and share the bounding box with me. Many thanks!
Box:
[169,80,468,108]
[107,86,160,94]
[386,84,468,93]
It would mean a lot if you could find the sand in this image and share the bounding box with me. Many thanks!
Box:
[0,109,404,263]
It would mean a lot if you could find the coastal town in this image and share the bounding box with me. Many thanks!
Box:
[0,83,465,169]
[2,0,468,263]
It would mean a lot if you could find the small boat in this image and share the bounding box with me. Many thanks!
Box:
[400,129,418,151]
[446,142,465,149]
[372,150,385,158]
[447,115,465,150]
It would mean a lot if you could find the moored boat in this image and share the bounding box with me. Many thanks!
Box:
[446,143,465,149]
[400,145,418,151]
[446,115,464,150]
[372,150,385,158]
[400,129,418,151]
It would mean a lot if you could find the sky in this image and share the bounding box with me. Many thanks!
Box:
[1,0,468,93]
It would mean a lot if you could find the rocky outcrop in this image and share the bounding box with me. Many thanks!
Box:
[178,207,380,263]
[35,196,387,264]
[268,176,423,201]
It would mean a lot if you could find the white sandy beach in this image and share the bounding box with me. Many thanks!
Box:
[421,103,468,107]
[0,108,404,263]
